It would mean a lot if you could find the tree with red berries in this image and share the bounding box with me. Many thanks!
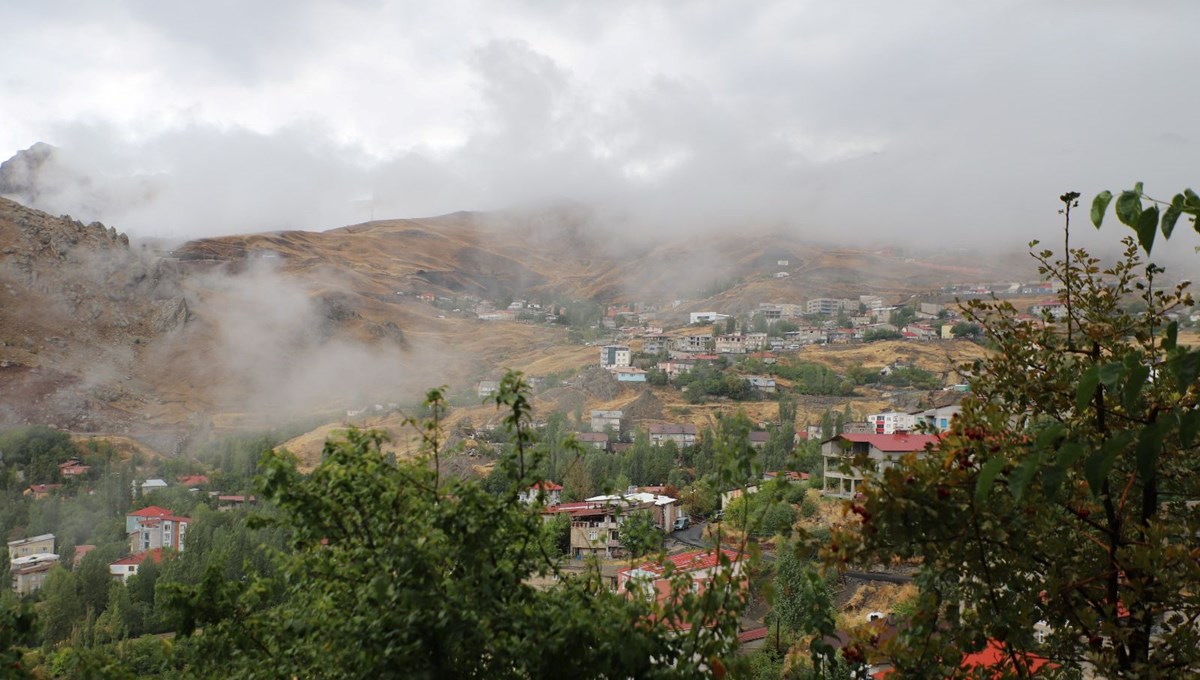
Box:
[826,186,1200,678]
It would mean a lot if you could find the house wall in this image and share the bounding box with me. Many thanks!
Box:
[569,517,622,558]
[12,562,55,595]
[649,432,696,447]
[7,536,54,561]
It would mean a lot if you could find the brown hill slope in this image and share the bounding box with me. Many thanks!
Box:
[1,197,1027,454]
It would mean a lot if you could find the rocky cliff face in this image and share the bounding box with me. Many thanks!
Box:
[0,197,191,434]
[0,142,57,204]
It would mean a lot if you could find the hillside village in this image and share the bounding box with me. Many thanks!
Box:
[6,259,1187,677]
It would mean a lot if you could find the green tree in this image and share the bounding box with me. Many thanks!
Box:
[40,566,82,645]
[772,542,836,663]
[75,553,114,619]
[0,593,37,678]
[862,328,902,342]
[829,187,1200,678]
[618,510,662,560]
[161,373,753,678]
[949,321,982,339]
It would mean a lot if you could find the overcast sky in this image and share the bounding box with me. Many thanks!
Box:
[1,0,1197,250]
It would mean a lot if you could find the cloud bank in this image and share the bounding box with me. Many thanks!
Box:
[1,1,1197,250]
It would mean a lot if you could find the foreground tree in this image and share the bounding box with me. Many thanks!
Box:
[161,373,753,679]
[828,187,1200,678]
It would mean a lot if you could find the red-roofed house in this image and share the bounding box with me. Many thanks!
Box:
[23,484,63,500]
[871,639,1053,679]
[617,548,744,594]
[518,481,563,506]
[58,459,91,477]
[109,548,165,582]
[216,495,256,510]
[821,432,941,497]
[544,489,679,558]
[72,544,96,567]
[126,506,190,553]
[176,474,210,489]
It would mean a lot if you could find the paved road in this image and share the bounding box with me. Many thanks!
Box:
[671,520,708,548]
[843,570,914,584]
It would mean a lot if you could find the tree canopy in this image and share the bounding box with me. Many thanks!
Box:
[826,186,1200,678]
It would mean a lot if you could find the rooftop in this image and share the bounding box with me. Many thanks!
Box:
[827,432,941,453]
[648,423,698,436]
[111,548,165,567]
[620,548,741,579]
[7,533,55,547]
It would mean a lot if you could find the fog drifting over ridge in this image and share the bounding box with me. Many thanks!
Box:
[1,1,1197,249]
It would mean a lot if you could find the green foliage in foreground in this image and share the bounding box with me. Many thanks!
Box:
[829,187,1200,678]
[154,375,752,679]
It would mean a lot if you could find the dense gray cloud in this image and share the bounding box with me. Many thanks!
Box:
[1,0,1197,250]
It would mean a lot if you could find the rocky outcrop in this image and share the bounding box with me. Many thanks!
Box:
[0,142,57,203]
[149,297,191,334]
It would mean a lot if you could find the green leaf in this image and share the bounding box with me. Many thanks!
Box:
[1135,205,1159,253]
[1164,321,1178,351]
[1135,421,1166,483]
[1056,441,1085,467]
[1180,410,1200,448]
[1042,464,1065,501]
[1115,190,1142,227]
[1083,433,1132,496]
[1076,366,1100,412]
[1084,447,1118,496]
[1091,191,1112,228]
[1162,196,1183,238]
[1170,349,1200,389]
[975,457,1006,503]
[1009,455,1040,502]
[1098,362,1124,389]
[1035,422,1066,449]
[1122,363,1150,411]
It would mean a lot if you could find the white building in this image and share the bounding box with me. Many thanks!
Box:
[806,298,854,315]
[11,553,59,595]
[913,403,962,432]
[860,295,886,311]
[8,534,58,595]
[518,481,563,506]
[689,312,730,324]
[747,376,777,393]
[674,334,712,353]
[600,345,632,369]
[126,506,190,553]
[590,410,623,432]
[109,549,164,583]
[648,423,698,447]
[865,411,918,435]
[822,432,942,497]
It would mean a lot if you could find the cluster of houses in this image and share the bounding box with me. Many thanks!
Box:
[7,470,259,595]
[538,486,685,559]
[108,505,191,582]
[6,507,196,596]
[597,344,650,383]
[819,400,963,497]
[21,458,93,499]
[7,534,61,595]
[565,411,704,453]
